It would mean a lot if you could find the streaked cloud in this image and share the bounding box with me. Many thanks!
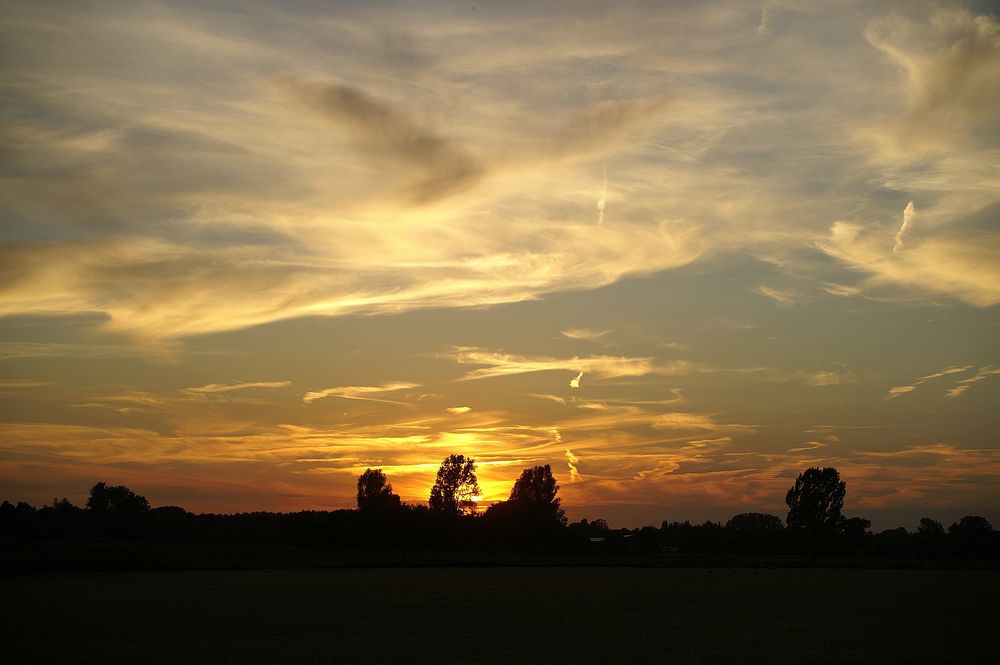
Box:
[945,366,1000,399]
[788,441,828,453]
[892,201,916,255]
[0,379,54,389]
[450,347,693,382]
[804,371,857,387]
[186,381,292,395]
[565,447,582,482]
[865,8,1000,157]
[755,286,798,307]
[652,412,753,433]
[885,365,973,400]
[303,383,419,404]
[821,9,1000,307]
[561,328,612,342]
[596,167,608,225]
[819,221,1000,307]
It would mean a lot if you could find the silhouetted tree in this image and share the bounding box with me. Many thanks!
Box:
[428,454,480,516]
[870,527,912,557]
[509,465,554,503]
[915,517,945,556]
[948,515,995,557]
[841,517,872,554]
[86,482,150,539]
[918,517,945,538]
[483,465,566,544]
[637,525,660,552]
[949,515,993,535]
[356,469,401,512]
[508,464,566,525]
[785,467,845,536]
[726,512,783,532]
[87,482,150,514]
[725,512,784,553]
[589,518,610,535]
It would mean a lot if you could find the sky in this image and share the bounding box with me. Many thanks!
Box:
[1,0,998,530]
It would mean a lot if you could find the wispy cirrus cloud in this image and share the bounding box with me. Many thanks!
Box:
[303,383,419,404]
[803,370,857,387]
[821,9,1000,307]
[185,381,292,395]
[755,285,799,306]
[819,220,1000,307]
[944,366,1000,399]
[885,365,972,400]
[448,347,693,382]
[0,379,54,389]
[561,328,612,342]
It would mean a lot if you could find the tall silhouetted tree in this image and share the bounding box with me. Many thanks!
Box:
[785,467,845,546]
[428,454,480,516]
[508,464,566,525]
[484,464,567,542]
[509,465,558,504]
[356,469,401,512]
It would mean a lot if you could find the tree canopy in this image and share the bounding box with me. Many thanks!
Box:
[725,512,783,532]
[917,517,945,538]
[87,482,150,514]
[485,464,567,534]
[356,468,401,512]
[509,465,560,506]
[785,467,845,535]
[950,515,993,535]
[428,454,480,516]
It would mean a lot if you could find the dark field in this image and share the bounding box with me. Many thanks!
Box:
[4,567,997,664]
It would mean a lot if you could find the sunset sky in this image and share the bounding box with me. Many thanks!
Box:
[2,0,998,529]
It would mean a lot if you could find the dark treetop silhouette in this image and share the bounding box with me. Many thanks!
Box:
[428,454,481,516]
[356,468,402,512]
[785,467,845,532]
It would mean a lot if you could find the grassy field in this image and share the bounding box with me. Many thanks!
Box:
[3,567,997,664]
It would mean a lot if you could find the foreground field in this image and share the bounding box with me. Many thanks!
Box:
[4,567,997,664]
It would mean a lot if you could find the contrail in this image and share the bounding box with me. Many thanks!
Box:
[565,447,581,482]
[892,201,915,254]
[596,166,607,224]
[570,371,583,389]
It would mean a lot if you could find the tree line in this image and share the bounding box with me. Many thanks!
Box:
[1,459,996,559]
